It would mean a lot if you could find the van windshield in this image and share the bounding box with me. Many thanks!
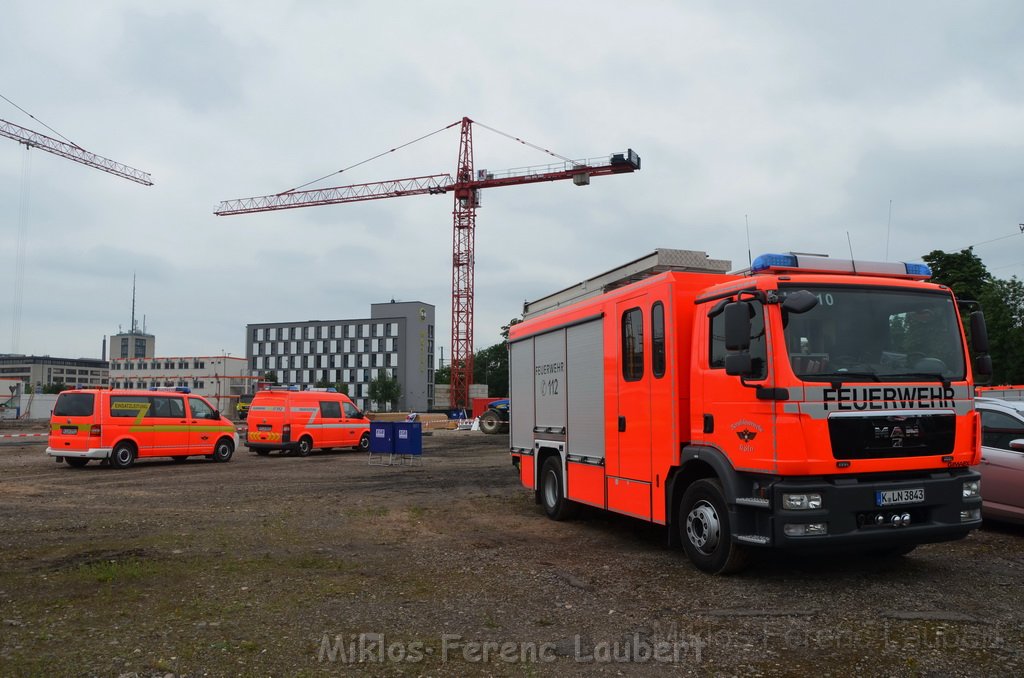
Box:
[53,393,95,417]
[780,285,966,382]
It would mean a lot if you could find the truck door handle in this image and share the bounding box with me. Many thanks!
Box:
[618,416,626,432]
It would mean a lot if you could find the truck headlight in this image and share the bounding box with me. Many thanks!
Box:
[783,493,822,510]
[962,480,980,499]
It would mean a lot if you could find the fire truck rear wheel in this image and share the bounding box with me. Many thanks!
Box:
[356,432,370,452]
[679,479,749,574]
[110,442,136,470]
[540,456,579,521]
[296,436,313,457]
[212,438,234,463]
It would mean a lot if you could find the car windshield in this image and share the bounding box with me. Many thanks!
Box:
[780,285,966,382]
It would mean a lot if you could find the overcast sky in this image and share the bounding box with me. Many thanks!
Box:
[2,1,1022,363]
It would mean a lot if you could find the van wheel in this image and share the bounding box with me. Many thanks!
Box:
[110,442,136,470]
[296,436,313,457]
[356,432,370,452]
[65,457,89,468]
[540,456,578,521]
[679,479,749,574]
[212,438,234,463]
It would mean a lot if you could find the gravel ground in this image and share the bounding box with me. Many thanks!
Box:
[0,427,1022,677]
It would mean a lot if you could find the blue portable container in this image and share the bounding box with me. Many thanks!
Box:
[394,422,422,456]
[369,421,395,454]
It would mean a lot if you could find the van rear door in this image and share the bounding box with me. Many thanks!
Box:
[50,391,98,451]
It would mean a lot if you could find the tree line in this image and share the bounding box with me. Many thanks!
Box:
[924,248,1024,384]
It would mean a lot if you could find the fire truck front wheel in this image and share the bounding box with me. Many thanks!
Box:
[679,479,749,575]
[540,456,579,521]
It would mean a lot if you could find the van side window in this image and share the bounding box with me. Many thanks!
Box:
[320,401,342,418]
[110,396,151,418]
[188,398,214,420]
[709,301,767,379]
[150,397,170,418]
[343,401,361,418]
[622,307,644,382]
[167,397,186,419]
[652,302,666,378]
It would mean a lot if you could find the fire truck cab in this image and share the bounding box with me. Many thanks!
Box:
[509,249,990,573]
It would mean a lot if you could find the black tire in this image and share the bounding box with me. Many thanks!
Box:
[254,449,271,456]
[296,436,313,457]
[678,479,749,574]
[212,438,234,463]
[355,432,370,452]
[540,456,578,521]
[110,442,136,470]
[479,410,502,435]
[171,456,189,463]
[65,457,89,468]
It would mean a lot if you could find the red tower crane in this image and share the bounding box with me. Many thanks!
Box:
[215,117,640,409]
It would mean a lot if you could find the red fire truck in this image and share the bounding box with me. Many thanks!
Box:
[508,249,990,573]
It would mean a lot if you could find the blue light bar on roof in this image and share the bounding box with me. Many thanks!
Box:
[750,252,932,279]
[904,262,933,277]
[751,253,798,273]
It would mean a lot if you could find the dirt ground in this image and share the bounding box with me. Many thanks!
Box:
[1,428,1022,677]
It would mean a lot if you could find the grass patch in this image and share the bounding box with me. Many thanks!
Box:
[72,557,158,583]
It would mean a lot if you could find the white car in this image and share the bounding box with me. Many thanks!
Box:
[975,397,1024,524]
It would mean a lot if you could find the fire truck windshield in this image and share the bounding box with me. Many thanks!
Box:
[780,285,966,382]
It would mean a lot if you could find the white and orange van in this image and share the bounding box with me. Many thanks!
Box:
[246,387,370,456]
[47,388,239,469]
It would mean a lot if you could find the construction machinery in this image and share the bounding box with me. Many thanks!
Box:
[216,117,639,409]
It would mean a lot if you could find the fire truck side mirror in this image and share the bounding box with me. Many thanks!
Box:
[970,311,990,354]
[782,289,818,314]
[724,302,752,351]
[725,353,753,376]
[974,355,993,380]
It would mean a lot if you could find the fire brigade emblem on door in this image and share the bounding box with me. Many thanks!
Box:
[731,420,763,452]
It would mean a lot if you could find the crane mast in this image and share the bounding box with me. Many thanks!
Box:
[216,117,640,409]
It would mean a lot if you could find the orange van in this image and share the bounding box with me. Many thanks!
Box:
[246,388,370,456]
[47,388,239,469]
